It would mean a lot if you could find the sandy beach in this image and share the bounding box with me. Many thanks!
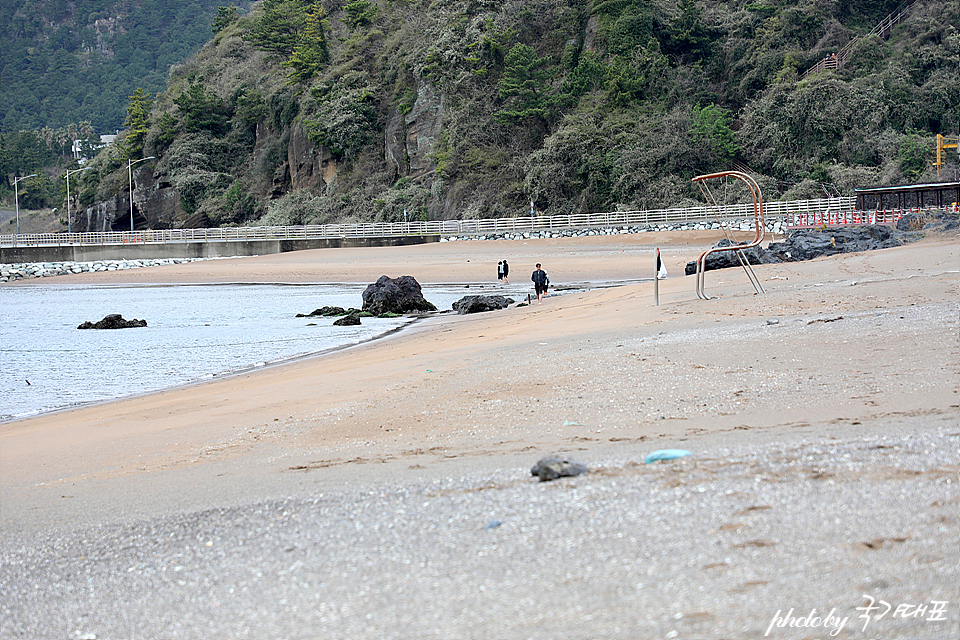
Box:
[1,231,957,639]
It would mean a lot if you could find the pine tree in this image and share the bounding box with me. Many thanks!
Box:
[495,44,552,126]
[243,0,309,57]
[284,4,330,85]
[124,88,153,159]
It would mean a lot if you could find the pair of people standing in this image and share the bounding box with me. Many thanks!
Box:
[497,259,510,284]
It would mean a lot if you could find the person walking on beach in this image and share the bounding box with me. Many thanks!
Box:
[497,261,504,283]
[502,259,509,284]
[531,263,548,304]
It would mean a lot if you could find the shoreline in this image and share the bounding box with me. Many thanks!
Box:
[1,232,957,638]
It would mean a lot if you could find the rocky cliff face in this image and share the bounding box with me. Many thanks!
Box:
[385,80,443,186]
[288,123,338,192]
[82,84,446,231]
[81,165,184,231]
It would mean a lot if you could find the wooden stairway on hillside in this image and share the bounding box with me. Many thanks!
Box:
[799,1,918,81]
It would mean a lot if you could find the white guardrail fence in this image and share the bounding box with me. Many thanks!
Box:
[1,197,858,247]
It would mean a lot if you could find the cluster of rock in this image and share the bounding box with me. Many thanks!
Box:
[77,314,147,330]
[296,306,388,326]
[0,258,214,282]
[296,276,437,325]
[441,220,785,243]
[683,224,921,275]
[296,306,367,318]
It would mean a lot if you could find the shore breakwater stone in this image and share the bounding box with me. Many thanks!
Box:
[682,224,926,275]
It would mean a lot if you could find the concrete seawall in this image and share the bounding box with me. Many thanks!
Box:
[0,235,439,264]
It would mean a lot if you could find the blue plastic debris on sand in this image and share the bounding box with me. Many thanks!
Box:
[644,449,692,464]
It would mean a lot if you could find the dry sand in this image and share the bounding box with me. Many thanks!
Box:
[1,232,957,639]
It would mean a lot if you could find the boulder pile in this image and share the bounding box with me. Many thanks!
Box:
[684,224,923,275]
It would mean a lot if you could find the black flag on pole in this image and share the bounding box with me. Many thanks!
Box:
[656,248,667,280]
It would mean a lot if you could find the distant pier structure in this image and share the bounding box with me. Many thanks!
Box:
[854,182,960,211]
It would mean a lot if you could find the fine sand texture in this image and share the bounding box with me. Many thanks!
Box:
[1,233,957,639]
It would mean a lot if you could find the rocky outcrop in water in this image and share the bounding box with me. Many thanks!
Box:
[361,275,437,315]
[78,314,147,329]
[296,306,350,317]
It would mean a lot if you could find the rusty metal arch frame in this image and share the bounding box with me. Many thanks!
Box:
[691,170,766,300]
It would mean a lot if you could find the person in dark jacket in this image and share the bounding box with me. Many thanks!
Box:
[501,259,509,284]
[531,263,548,303]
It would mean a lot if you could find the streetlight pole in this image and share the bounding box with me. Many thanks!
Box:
[14,174,37,238]
[64,167,93,234]
[127,156,155,232]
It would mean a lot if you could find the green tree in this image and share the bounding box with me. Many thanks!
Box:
[663,0,710,60]
[174,84,231,135]
[305,89,379,158]
[123,87,153,159]
[690,103,738,160]
[496,44,553,126]
[283,4,330,85]
[212,6,241,35]
[243,0,308,57]
[897,132,930,180]
[343,0,378,31]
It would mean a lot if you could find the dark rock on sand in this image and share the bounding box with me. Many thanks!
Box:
[683,239,778,275]
[333,314,362,326]
[362,275,437,315]
[78,314,147,330]
[452,295,515,314]
[531,456,589,482]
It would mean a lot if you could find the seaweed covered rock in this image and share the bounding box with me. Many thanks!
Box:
[296,306,349,317]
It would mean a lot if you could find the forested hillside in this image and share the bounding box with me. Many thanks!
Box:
[0,0,254,133]
[34,0,960,231]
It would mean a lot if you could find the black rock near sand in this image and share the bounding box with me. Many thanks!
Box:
[452,295,515,314]
[361,275,437,315]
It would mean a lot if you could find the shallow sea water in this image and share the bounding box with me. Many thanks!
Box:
[1,282,522,421]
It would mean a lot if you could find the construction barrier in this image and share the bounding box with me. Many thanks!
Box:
[786,209,907,229]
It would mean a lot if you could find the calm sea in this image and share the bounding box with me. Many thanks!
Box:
[1,282,520,422]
